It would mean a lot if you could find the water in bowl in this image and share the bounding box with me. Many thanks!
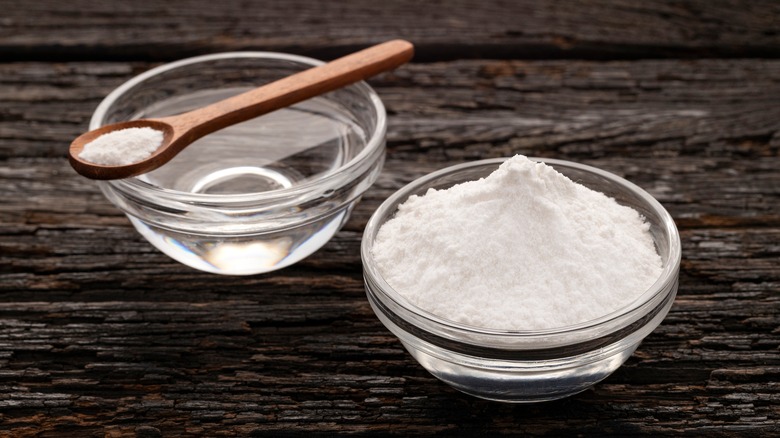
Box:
[124,88,367,274]
[137,88,365,194]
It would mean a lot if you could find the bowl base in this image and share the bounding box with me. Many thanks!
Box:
[402,340,640,403]
[128,207,349,275]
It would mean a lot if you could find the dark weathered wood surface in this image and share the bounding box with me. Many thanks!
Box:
[1,1,779,436]
[1,0,779,61]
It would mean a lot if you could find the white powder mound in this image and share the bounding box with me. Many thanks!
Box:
[371,155,663,331]
[79,127,164,166]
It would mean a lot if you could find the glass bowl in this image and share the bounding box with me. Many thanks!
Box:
[361,157,681,403]
[92,52,386,275]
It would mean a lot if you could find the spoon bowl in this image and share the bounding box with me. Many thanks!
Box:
[69,120,175,180]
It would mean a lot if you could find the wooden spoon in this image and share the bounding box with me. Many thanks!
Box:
[69,40,414,180]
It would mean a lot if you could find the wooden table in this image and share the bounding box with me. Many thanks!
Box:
[1,1,778,435]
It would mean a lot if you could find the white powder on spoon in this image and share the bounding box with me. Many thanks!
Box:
[371,155,663,331]
[79,127,164,166]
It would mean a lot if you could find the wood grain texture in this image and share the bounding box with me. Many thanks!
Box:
[0,0,779,61]
[2,0,780,434]
[1,55,779,435]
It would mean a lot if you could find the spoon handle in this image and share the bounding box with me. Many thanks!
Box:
[164,40,414,138]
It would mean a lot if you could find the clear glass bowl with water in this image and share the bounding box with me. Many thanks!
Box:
[361,158,681,403]
[93,52,386,275]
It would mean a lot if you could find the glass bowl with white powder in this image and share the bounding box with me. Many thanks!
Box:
[91,52,386,275]
[361,156,681,403]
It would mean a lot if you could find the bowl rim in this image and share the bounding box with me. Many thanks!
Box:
[361,156,682,339]
[90,51,387,205]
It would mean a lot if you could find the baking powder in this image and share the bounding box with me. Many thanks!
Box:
[371,155,663,330]
[79,127,163,166]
